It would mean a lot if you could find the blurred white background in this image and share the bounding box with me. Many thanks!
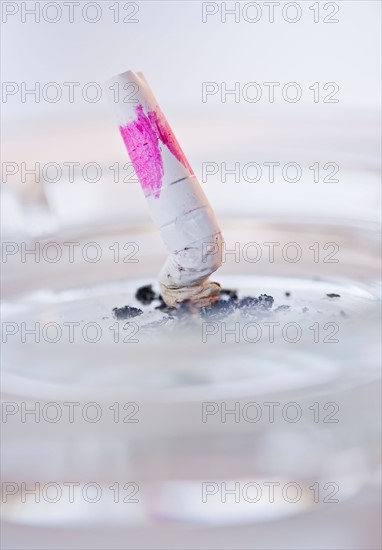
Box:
[1,0,381,113]
[1,1,381,237]
[1,0,381,234]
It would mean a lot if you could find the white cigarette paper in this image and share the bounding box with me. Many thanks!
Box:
[106,70,224,307]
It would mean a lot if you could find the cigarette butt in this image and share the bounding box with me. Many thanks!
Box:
[106,70,224,307]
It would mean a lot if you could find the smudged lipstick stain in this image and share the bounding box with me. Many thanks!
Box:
[119,104,193,199]
[148,109,194,176]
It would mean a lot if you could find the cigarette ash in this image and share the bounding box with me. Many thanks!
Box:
[135,284,157,305]
[112,285,292,326]
[200,292,275,321]
[111,285,344,328]
[112,305,143,320]
[112,285,175,324]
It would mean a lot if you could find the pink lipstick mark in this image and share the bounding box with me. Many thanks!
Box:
[148,109,194,176]
[119,105,163,199]
[119,104,193,199]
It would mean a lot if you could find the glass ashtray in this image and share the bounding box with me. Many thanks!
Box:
[1,217,380,532]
